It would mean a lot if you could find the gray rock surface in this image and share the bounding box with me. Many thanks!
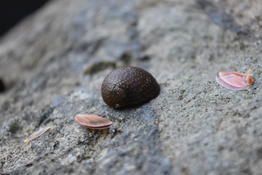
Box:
[0,0,262,174]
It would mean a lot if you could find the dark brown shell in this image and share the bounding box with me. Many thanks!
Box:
[101,66,160,108]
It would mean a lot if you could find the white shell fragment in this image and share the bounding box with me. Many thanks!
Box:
[24,126,52,144]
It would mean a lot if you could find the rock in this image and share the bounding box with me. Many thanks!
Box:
[0,0,262,174]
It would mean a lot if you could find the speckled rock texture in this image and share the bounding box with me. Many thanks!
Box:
[0,0,262,174]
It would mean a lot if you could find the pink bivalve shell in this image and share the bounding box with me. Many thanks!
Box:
[216,70,255,90]
[74,114,112,129]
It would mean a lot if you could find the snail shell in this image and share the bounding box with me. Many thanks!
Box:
[101,66,160,108]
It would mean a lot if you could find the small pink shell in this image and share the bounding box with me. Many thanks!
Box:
[216,71,254,90]
[74,114,112,129]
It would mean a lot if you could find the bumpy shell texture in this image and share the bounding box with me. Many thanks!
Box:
[101,66,160,108]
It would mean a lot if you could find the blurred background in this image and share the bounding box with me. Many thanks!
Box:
[0,0,50,36]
